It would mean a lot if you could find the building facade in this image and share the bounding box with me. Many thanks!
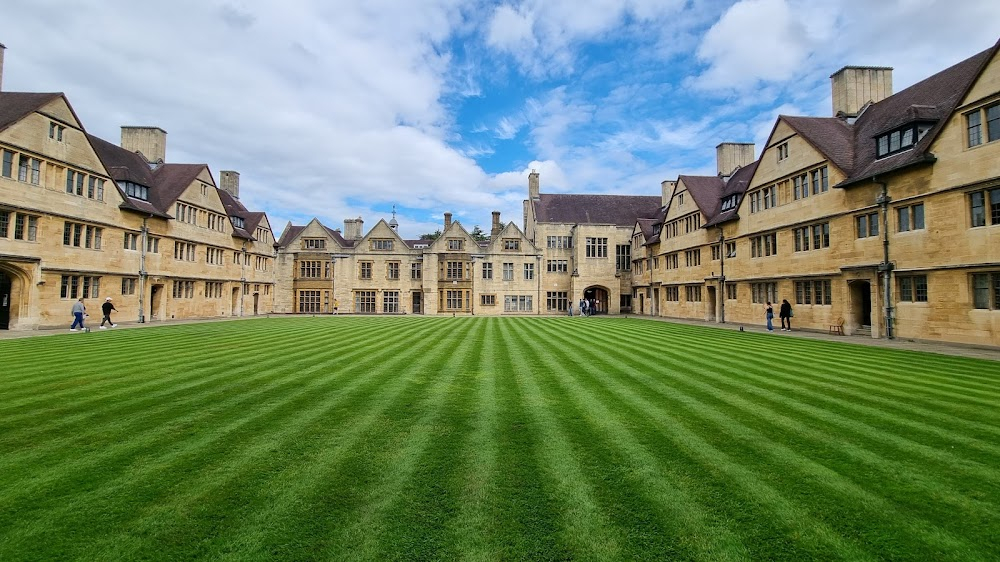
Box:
[642,39,1000,347]
[0,87,275,330]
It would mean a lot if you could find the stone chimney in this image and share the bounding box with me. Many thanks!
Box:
[661,180,676,208]
[121,126,167,164]
[528,169,540,200]
[491,211,502,237]
[444,212,452,231]
[344,217,364,240]
[0,43,6,92]
[716,143,755,177]
[219,170,240,199]
[831,66,893,118]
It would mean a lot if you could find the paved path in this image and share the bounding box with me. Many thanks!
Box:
[2,313,998,362]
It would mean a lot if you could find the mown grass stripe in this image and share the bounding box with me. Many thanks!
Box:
[529,320,879,561]
[586,320,1000,486]
[201,318,474,561]
[510,319,751,561]
[499,319,625,560]
[0,318,398,487]
[0,318,442,556]
[81,317,456,561]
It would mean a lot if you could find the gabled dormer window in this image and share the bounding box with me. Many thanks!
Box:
[231,216,245,229]
[720,194,739,212]
[876,122,934,158]
[119,181,149,201]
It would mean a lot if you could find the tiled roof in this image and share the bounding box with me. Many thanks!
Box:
[276,225,305,248]
[781,116,855,174]
[534,194,662,225]
[322,225,354,248]
[636,218,657,240]
[0,92,62,133]
[150,163,206,212]
[704,161,759,227]
[778,40,999,189]
[838,43,996,186]
[87,133,172,219]
[677,174,725,219]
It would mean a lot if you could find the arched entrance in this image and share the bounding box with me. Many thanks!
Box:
[849,280,872,330]
[583,286,609,315]
[0,263,29,330]
[0,270,12,329]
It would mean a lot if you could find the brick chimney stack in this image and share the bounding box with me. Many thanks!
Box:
[528,169,540,200]
[444,212,452,231]
[491,211,502,237]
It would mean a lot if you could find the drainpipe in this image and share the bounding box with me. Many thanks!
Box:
[875,178,894,339]
[717,227,726,324]
[138,216,149,323]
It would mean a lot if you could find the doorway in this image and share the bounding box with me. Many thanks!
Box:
[583,286,609,314]
[150,284,163,321]
[253,293,259,315]
[0,271,11,329]
[850,281,872,328]
[412,292,422,314]
[706,286,717,322]
[232,287,240,316]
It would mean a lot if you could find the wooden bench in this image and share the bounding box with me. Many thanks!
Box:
[830,317,845,335]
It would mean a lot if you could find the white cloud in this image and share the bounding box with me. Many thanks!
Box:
[691,0,811,90]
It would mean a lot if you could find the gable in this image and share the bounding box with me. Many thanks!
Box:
[487,221,537,253]
[357,219,408,251]
[177,168,227,212]
[958,47,1000,110]
[751,118,829,190]
[39,97,81,127]
[1,98,108,177]
[430,221,478,252]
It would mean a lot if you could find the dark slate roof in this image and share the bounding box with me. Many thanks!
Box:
[150,163,206,212]
[837,42,996,186]
[216,188,255,239]
[704,161,759,227]
[677,175,725,219]
[778,40,999,189]
[276,225,304,248]
[87,133,172,219]
[534,194,662,225]
[781,116,855,174]
[636,218,657,241]
[0,92,62,133]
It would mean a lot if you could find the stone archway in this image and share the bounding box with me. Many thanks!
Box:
[583,285,610,315]
[0,263,31,330]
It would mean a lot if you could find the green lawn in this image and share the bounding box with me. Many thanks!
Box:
[0,316,997,561]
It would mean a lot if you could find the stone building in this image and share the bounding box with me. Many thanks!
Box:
[0,84,275,330]
[274,210,543,315]
[523,170,663,314]
[644,38,1000,347]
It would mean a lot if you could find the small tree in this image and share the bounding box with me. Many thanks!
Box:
[470,225,489,241]
[419,229,442,241]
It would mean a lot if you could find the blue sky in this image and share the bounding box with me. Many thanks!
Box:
[2,0,999,239]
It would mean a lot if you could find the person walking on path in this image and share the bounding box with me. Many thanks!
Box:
[779,299,792,331]
[100,297,117,329]
[70,298,86,331]
[765,301,775,332]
